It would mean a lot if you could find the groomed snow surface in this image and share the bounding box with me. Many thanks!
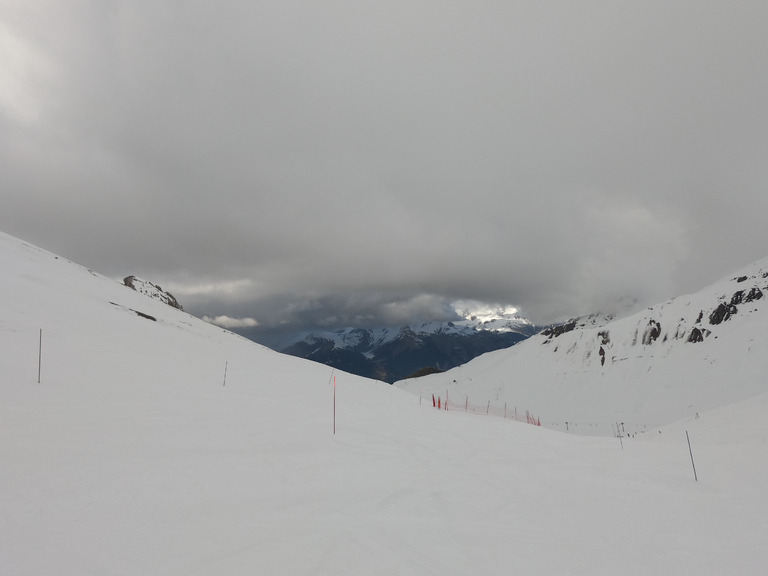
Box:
[2,232,767,575]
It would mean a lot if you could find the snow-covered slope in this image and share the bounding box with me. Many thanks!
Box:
[2,230,767,574]
[397,258,768,435]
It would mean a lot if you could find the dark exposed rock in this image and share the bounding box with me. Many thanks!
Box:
[736,275,749,283]
[744,287,763,303]
[123,275,183,310]
[108,301,157,321]
[598,330,610,345]
[542,319,578,340]
[687,327,704,343]
[695,311,703,324]
[641,320,661,345]
[731,291,745,305]
[709,302,737,325]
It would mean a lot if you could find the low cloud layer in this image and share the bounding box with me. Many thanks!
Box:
[3,1,767,332]
[202,315,259,330]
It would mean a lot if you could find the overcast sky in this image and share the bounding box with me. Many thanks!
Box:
[2,1,767,333]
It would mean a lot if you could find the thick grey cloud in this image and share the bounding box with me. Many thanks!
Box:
[2,1,767,331]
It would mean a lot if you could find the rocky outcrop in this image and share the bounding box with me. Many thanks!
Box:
[123,276,183,310]
[539,260,768,374]
[641,320,661,345]
[709,303,733,325]
[542,319,577,340]
[686,327,710,343]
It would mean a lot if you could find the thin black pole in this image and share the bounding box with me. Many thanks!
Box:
[333,374,336,435]
[686,430,698,482]
[38,329,42,384]
[223,361,228,387]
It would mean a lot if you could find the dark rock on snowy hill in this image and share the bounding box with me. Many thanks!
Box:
[123,275,183,310]
[538,260,768,360]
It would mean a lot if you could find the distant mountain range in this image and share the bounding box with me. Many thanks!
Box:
[276,308,538,383]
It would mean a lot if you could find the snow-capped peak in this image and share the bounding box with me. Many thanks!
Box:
[451,299,535,333]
